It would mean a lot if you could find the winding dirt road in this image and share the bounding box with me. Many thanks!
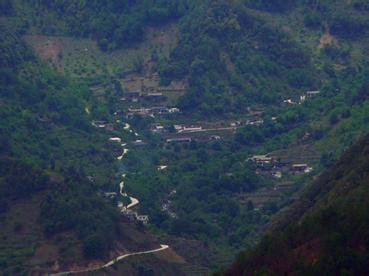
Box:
[51,123,166,275]
[117,148,129,161]
[51,244,169,275]
[119,174,139,210]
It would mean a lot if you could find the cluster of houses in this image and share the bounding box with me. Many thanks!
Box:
[91,120,115,131]
[121,208,149,225]
[230,119,264,127]
[249,154,313,179]
[121,89,183,103]
[209,135,221,141]
[126,106,180,118]
[151,124,171,134]
[176,125,203,133]
[300,90,321,103]
[165,135,221,144]
[284,90,321,105]
[229,110,265,128]
[152,123,225,136]
[120,74,161,103]
[102,193,149,225]
[291,163,313,174]
[120,72,185,103]
[97,80,321,227]
[120,91,166,103]
[152,124,204,134]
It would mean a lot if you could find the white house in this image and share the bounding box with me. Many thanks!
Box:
[109,137,122,143]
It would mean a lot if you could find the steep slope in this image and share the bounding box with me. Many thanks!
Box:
[8,0,369,117]
[160,1,316,114]
[3,0,369,273]
[0,24,121,273]
[226,134,369,275]
[0,24,193,275]
[15,0,369,265]
[13,0,190,50]
[159,0,369,115]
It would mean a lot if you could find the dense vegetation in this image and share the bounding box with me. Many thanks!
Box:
[2,0,369,273]
[9,0,369,116]
[0,157,48,213]
[159,0,317,114]
[120,57,369,262]
[0,25,120,273]
[15,0,191,50]
[226,134,369,275]
[124,136,268,242]
[157,0,368,115]
[119,1,369,264]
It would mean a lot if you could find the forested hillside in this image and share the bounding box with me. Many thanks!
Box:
[226,134,369,275]
[160,1,317,114]
[9,0,368,115]
[0,26,120,273]
[2,0,369,274]
[11,0,191,50]
[159,0,369,115]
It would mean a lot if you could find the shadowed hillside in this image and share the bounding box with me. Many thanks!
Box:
[226,134,369,275]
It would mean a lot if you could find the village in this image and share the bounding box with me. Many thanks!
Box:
[91,71,322,225]
[94,70,323,147]
[249,153,313,179]
[283,90,320,105]
[237,142,320,209]
[118,73,186,106]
